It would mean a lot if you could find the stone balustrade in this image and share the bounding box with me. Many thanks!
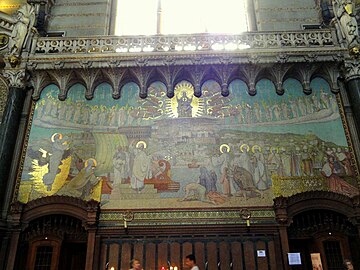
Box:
[33,29,338,55]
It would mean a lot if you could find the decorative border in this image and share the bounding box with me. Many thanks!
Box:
[99,209,276,226]
[13,101,36,203]
[337,92,360,177]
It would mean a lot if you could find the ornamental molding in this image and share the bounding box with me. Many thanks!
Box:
[99,209,275,227]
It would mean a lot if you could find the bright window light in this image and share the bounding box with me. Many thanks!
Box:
[115,0,248,36]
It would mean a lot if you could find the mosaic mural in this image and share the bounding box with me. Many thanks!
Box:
[18,78,359,209]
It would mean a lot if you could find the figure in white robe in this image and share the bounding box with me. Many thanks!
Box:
[130,142,151,191]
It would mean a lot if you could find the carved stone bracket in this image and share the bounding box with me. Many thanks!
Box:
[2,69,26,88]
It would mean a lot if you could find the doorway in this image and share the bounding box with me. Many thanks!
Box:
[288,209,359,270]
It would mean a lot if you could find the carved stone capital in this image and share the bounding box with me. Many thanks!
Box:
[2,69,26,88]
[343,59,360,82]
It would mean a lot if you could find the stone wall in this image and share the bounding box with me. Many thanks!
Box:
[47,0,113,36]
[255,0,321,31]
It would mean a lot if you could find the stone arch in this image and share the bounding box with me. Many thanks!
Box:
[20,195,99,228]
[286,191,354,221]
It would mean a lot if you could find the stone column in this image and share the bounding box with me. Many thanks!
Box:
[274,196,290,270]
[343,60,360,134]
[0,69,27,210]
[245,0,257,31]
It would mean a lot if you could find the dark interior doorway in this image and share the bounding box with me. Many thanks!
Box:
[58,242,87,270]
[288,209,359,270]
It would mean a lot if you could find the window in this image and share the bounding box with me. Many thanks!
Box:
[115,0,248,35]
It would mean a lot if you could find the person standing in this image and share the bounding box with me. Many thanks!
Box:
[185,254,199,270]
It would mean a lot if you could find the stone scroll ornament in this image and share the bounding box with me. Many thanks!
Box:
[333,0,360,54]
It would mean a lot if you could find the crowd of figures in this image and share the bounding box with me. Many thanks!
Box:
[36,96,142,127]
[34,89,338,129]
[180,139,355,202]
[209,89,338,124]
[111,137,355,203]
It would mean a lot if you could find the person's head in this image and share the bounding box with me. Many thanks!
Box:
[344,259,354,270]
[185,254,196,268]
[130,259,141,270]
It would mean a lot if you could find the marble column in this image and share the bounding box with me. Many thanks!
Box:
[0,70,27,210]
[344,60,360,134]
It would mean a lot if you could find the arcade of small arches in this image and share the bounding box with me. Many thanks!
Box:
[29,62,341,102]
